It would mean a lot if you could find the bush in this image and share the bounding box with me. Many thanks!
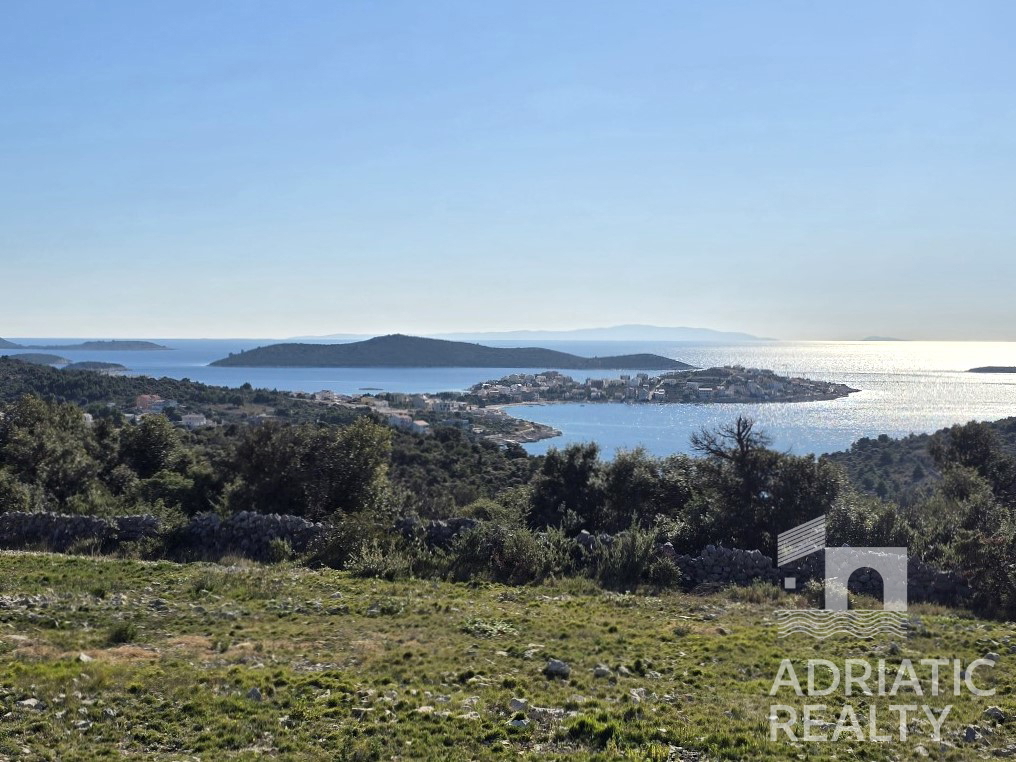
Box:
[590,526,658,591]
[266,537,293,563]
[449,522,551,585]
[462,496,525,527]
[644,555,683,589]
[307,511,390,570]
[107,621,138,645]
[346,538,411,581]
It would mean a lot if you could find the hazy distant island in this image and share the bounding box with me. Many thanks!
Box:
[862,336,908,342]
[969,367,1016,374]
[210,334,695,370]
[292,324,772,342]
[7,353,70,366]
[0,338,169,351]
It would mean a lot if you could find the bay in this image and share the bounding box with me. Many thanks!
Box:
[7,338,1016,457]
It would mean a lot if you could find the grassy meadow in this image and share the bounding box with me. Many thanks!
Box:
[0,552,1012,760]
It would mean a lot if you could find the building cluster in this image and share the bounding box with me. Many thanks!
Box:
[134,395,209,429]
[309,389,526,439]
[469,367,854,405]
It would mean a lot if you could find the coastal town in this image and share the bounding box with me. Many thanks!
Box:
[303,366,858,447]
[306,389,561,446]
[467,366,859,406]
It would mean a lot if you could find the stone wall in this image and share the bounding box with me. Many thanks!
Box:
[0,510,325,562]
[660,543,970,606]
[173,511,325,560]
[0,512,160,552]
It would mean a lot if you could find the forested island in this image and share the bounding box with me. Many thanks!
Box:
[970,366,1016,374]
[210,333,694,370]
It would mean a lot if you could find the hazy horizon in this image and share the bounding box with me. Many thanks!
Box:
[4,2,1015,339]
[8,329,1016,344]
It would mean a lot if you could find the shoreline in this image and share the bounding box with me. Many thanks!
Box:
[488,387,860,447]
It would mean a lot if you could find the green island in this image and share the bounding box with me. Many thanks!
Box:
[210,334,695,370]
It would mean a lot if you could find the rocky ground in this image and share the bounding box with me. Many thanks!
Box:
[0,551,1012,760]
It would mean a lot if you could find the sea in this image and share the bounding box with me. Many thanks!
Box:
[7,338,1016,458]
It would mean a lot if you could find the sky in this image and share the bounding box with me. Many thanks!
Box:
[2,1,1015,340]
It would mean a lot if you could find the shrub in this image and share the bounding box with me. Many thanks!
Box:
[107,621,138,645]
[539,526,583,577]
[307,511,389,570]
[266,537,293,563]
[346,538,411,581]
[449,522,551,585]
[462,496,526,527]
[590,526,658,590]
[644,555,683,589]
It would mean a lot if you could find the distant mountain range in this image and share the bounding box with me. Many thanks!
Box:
[291,324,771,343]
[210,334,695,370]
[0,339,169,351]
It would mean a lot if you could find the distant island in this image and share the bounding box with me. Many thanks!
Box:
[64,361,129,372]
[292,324,772,343]
[7,353,70,366]
[211,334,695,370]
[0,338,169,351]
[862,336,908,342]
[969,367,1016,374]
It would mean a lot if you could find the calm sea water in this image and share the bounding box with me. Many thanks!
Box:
[8,338,1016,457]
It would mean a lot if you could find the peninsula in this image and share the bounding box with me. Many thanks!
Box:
[210,334,694,370]
[468,367,859,405]
[970,367,1016,374]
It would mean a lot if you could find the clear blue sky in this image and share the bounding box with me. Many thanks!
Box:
[3,1,1014,340]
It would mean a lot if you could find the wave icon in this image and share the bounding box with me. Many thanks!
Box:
[775,610,906,639]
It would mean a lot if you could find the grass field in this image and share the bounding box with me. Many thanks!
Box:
[0,552,1012,760]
